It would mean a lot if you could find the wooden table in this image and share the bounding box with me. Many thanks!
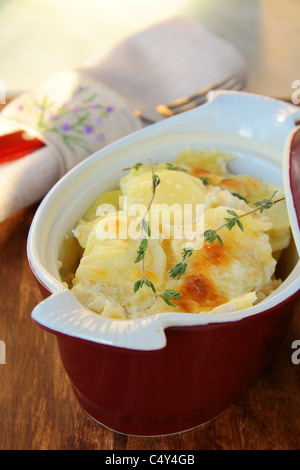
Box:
[1,107,300,451]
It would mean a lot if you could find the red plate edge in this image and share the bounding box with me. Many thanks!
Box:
[286,126,300,255]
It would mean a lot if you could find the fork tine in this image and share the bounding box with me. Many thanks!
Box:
[165,75,238,109]
[156,75,242,117]
[134,75,244,124]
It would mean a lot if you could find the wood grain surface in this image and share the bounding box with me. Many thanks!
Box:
[0,98,300,450]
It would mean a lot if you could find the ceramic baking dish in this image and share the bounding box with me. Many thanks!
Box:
[27,91,300,436]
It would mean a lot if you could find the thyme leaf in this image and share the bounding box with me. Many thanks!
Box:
[168,261,188,280]
[253,191,278,212]
[165,163,188,172]
[199,176,213,186]
[204,230,224,245]
[134,162,143,171]
[159,289,182,307]
[231,192,249,203]
[224,210,244,232]
[134,237,148,263]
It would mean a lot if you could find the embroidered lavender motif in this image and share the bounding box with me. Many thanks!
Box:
[18,85,115,152]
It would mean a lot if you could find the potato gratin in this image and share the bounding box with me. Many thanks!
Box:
[61,148,291,319]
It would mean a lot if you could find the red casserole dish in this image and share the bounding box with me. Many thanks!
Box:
[27,91,300,436]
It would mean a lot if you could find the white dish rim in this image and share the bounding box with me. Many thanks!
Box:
[27,90,300,351]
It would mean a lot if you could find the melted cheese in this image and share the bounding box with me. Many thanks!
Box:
[67,148,290,320]
[166,206,275,313]
[71,214,167,318]
[174,147,236,176]
[120,168,206,210]
[185,155,290,253]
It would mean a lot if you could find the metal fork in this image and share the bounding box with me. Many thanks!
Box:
[134,75,244,124]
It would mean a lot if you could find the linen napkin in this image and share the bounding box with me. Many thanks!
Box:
[0,17,247,223]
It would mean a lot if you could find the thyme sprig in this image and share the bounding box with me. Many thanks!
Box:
[199,176,213,186]
[166,247,193,281]
[132,159,182,307]
[134,159,158,266]
[253,191,279,212]
[169,191,285,280]
[123,161,215,188]
[165,162,215,186]
[165,162,188,173]
[231,192,249,203]
[125,161,285,304]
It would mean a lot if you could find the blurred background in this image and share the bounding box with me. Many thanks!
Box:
[0,0,299,100]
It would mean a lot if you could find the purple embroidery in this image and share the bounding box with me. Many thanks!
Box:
[61,123,71,132]
[104,105,115,113]
[18,85,114,152]
[83,125,94,134]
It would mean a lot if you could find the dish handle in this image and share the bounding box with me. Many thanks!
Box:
[31,287,169,351]
[291,108,300,126]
